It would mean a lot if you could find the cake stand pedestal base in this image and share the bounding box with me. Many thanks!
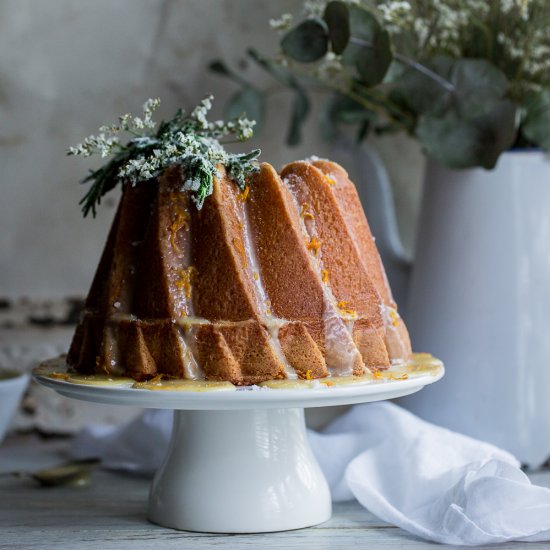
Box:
[148,408,331,533]
[34,355,444,533]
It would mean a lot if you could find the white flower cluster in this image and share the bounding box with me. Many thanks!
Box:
[190,96,212,130]
[501,0,531,20]
[379,1,413,33]
[113,95,257,188]
[67,133,120,159]
[313,51,345,80]
[303,0,326,16]
[208,117,255,141]
[373,0,548,92]
[70,95,260,213]
[270,13,293,31]
[68,98,161,159]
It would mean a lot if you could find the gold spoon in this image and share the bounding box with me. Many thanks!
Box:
[0,458,101,487]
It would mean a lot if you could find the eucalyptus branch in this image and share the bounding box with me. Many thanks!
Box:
[315,74,413,131]
[349,36,455,93]
[349,79,416,126]
[240,0,550,167]
[393,52,455,92]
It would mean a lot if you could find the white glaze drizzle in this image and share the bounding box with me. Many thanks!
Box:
[175,324,203,380]
[239,198,270,312]
[282,173,362,376]
[263,317,298,379]
[103,323,125,376]
[237,195,298,379]
[380,304,407,361]
[163,185,201,375]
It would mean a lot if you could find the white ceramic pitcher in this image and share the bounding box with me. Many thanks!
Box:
[341,145,550,467]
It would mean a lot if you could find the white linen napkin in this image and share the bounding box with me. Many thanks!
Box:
[71,403,550,545]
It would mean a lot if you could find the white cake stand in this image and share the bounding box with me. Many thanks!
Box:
[34,362,443,533]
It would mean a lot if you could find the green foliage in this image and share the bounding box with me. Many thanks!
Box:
[451,59,508,116]
[390,56,454,116]
[324,2,350,54]
[320,94,374,141]
[210,1,550,169]
[208,60,265,132]
[522,90,550,150]
[342,6,392,86]
[68,97,261,216]
[281,18,329,62]
[247,49,311,146]
[226,88,265,133]
[416,101,518,169]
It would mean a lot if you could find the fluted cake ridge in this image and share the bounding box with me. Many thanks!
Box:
[68,158,411,384]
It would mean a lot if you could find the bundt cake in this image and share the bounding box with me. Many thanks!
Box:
[67,159,411,384]
[66,96,411,385]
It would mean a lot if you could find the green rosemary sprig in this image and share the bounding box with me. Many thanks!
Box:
[68,96,261,216]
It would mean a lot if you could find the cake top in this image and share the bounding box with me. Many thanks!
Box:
[68,96,261,216]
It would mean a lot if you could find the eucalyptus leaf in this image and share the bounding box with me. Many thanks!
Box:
[342,6,392,86]
[522,90,550,150]
[416,101,517,169]
[208,60,248,87]
[390,56,454,116]
[287,91,311,146]
[248,48,297,88]
[226,88,265,133]
[320,93,373,141]
[324,1,350,55]
[281,18,329,63]
[356,120,370,142]
[208,60,232,77]
[451,59,508,116]
[391,57,508,122]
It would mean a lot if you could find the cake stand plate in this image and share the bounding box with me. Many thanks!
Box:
[34,360,443,533]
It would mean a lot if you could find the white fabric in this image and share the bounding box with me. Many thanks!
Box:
[71,402,550,545]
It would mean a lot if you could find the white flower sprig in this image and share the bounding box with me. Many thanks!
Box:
[68,96,261,216]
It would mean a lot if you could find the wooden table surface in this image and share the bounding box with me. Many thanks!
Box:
[2,434,550,550]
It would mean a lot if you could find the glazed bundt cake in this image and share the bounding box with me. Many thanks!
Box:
[68,159,411,384]
[67,97,411,385]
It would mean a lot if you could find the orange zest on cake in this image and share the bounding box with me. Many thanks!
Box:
[170,207,188,253]
[389,373,409,381]
[232,237,247,268]
[324,173,337,186]
[237,185,250,202]
[301,202,314,221]
[306,236,322,256]
[175,266,195,299]
[148,373,165,384]
[337,301,357,317]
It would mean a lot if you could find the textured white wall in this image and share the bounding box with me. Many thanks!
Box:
[0,0,423,299]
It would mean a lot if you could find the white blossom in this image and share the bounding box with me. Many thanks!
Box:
[191,95,213,130]
[303,0,325,16]
[270,13,293,31]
